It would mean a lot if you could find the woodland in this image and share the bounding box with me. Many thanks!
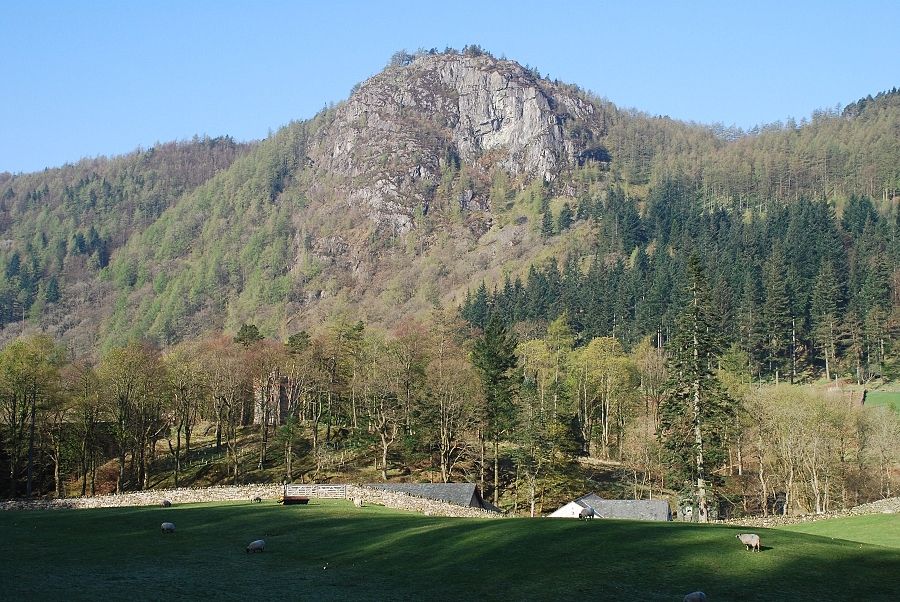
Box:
[0,50,897,517]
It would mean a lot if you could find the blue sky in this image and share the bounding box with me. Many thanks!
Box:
[1,1,897,174]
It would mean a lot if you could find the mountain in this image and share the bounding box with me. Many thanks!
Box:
[305,52,607,232]
[0,49,897,355]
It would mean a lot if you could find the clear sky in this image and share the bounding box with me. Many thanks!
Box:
[2,0,897,174]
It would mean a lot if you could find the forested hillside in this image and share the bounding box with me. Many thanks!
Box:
[0,49,897,513]
[0,137,250,350]
[0,51,896,359]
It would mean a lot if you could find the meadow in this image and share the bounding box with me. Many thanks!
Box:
[3,500,899,601]
[866,391,900,414]
[777,513,900,549]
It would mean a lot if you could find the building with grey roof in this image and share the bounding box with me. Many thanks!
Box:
[549,492,672,521]
[364,482,500,512]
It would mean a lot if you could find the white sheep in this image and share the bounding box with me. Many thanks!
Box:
[683,591,707,602]
[160,522,176,534]
[578,506,595,520]
[736,533,761,552]
[161,499,172,507]
[353,497,364,508]
[246,539,266,553]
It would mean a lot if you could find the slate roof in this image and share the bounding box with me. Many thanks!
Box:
[364,482,499,511]
[574,492,671,521]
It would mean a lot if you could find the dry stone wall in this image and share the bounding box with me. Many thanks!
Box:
[347,484,501,519]
[719,496,900,528]
[1,483,502,518]
[0,484,282,511]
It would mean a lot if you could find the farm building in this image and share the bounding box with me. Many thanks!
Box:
[549,493,672,521]
[364,483,500,512]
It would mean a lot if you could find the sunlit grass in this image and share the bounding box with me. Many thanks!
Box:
[777,513,900,549]
[2,500,898,601]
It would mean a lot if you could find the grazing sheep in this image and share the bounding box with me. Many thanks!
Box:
[161,499,172,508]
[246,539,266,554]
[578,506,595,520]
[251,496,262,504]
[353,497,364,508]
[737,533,761,552]
[160,522,176,534]
[683,592,707,602]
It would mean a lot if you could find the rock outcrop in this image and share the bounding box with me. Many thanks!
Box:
[308,52,607,233]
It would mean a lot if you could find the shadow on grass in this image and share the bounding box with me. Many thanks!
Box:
[1,502,898,601]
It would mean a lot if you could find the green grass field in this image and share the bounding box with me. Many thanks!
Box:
[866,391,900,414]
[777,514,900,549]
[2,500,899,601]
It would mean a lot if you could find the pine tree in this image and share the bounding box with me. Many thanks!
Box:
[234,323,263,347]
[471,315,518,506]
[540,210,555,239]
[762,245,792,383]
[44,276,60,304]
[811,261,839,380]
[557,202,574,231]
[470,281,490,330]
[738,268,764,376]
[659,255,733,522]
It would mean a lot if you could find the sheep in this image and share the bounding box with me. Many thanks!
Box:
[683,592,707,602]
[736,533,761,552]
[160,522,176,534]
[352,497,364,508]
[246,539,266,553]
[161,499,172,508]
[251,496,262,504]
[578,506,595,520]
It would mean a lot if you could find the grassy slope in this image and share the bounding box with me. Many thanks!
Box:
[776,514,900,549]
[2,501,899,601]
[866,391,900,414]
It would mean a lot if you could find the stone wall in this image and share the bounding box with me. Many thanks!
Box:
[0,483,502,518]
[0,484,282,511]
[719,496,900,528]
[347,484,502,519]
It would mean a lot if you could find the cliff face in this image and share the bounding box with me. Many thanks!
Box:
[308,53,606,232]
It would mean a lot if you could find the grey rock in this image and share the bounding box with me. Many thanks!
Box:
[307,54,606,234]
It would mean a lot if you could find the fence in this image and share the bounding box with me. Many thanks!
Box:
[283,483,347,499]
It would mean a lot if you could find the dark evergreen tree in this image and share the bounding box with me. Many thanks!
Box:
[234,323,263,347]
[471,315,518,505]
[738,267,764,376]
[469,281,490,330]
[811,261,840,380]
[44,276,60,304]
[286,331,311,354]
[540,210,555,239]
[762,244,792,383]
[557,202,574,232]
[659,255,734,522]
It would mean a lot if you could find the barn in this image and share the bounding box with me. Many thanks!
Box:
[549,493,672,521]
[364,483,500,512]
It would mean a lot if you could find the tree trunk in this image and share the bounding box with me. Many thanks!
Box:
[80,438,88,497]
[479,432,485,495]
[529,476,537,518]
[117,449,126,494]
[26,400,35,497]
[53,442,62,498]
[692,329,708,523]
[493,438,500,507]
[285,436,293,481]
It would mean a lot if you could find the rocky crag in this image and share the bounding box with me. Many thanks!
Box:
[308,52,608,233]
